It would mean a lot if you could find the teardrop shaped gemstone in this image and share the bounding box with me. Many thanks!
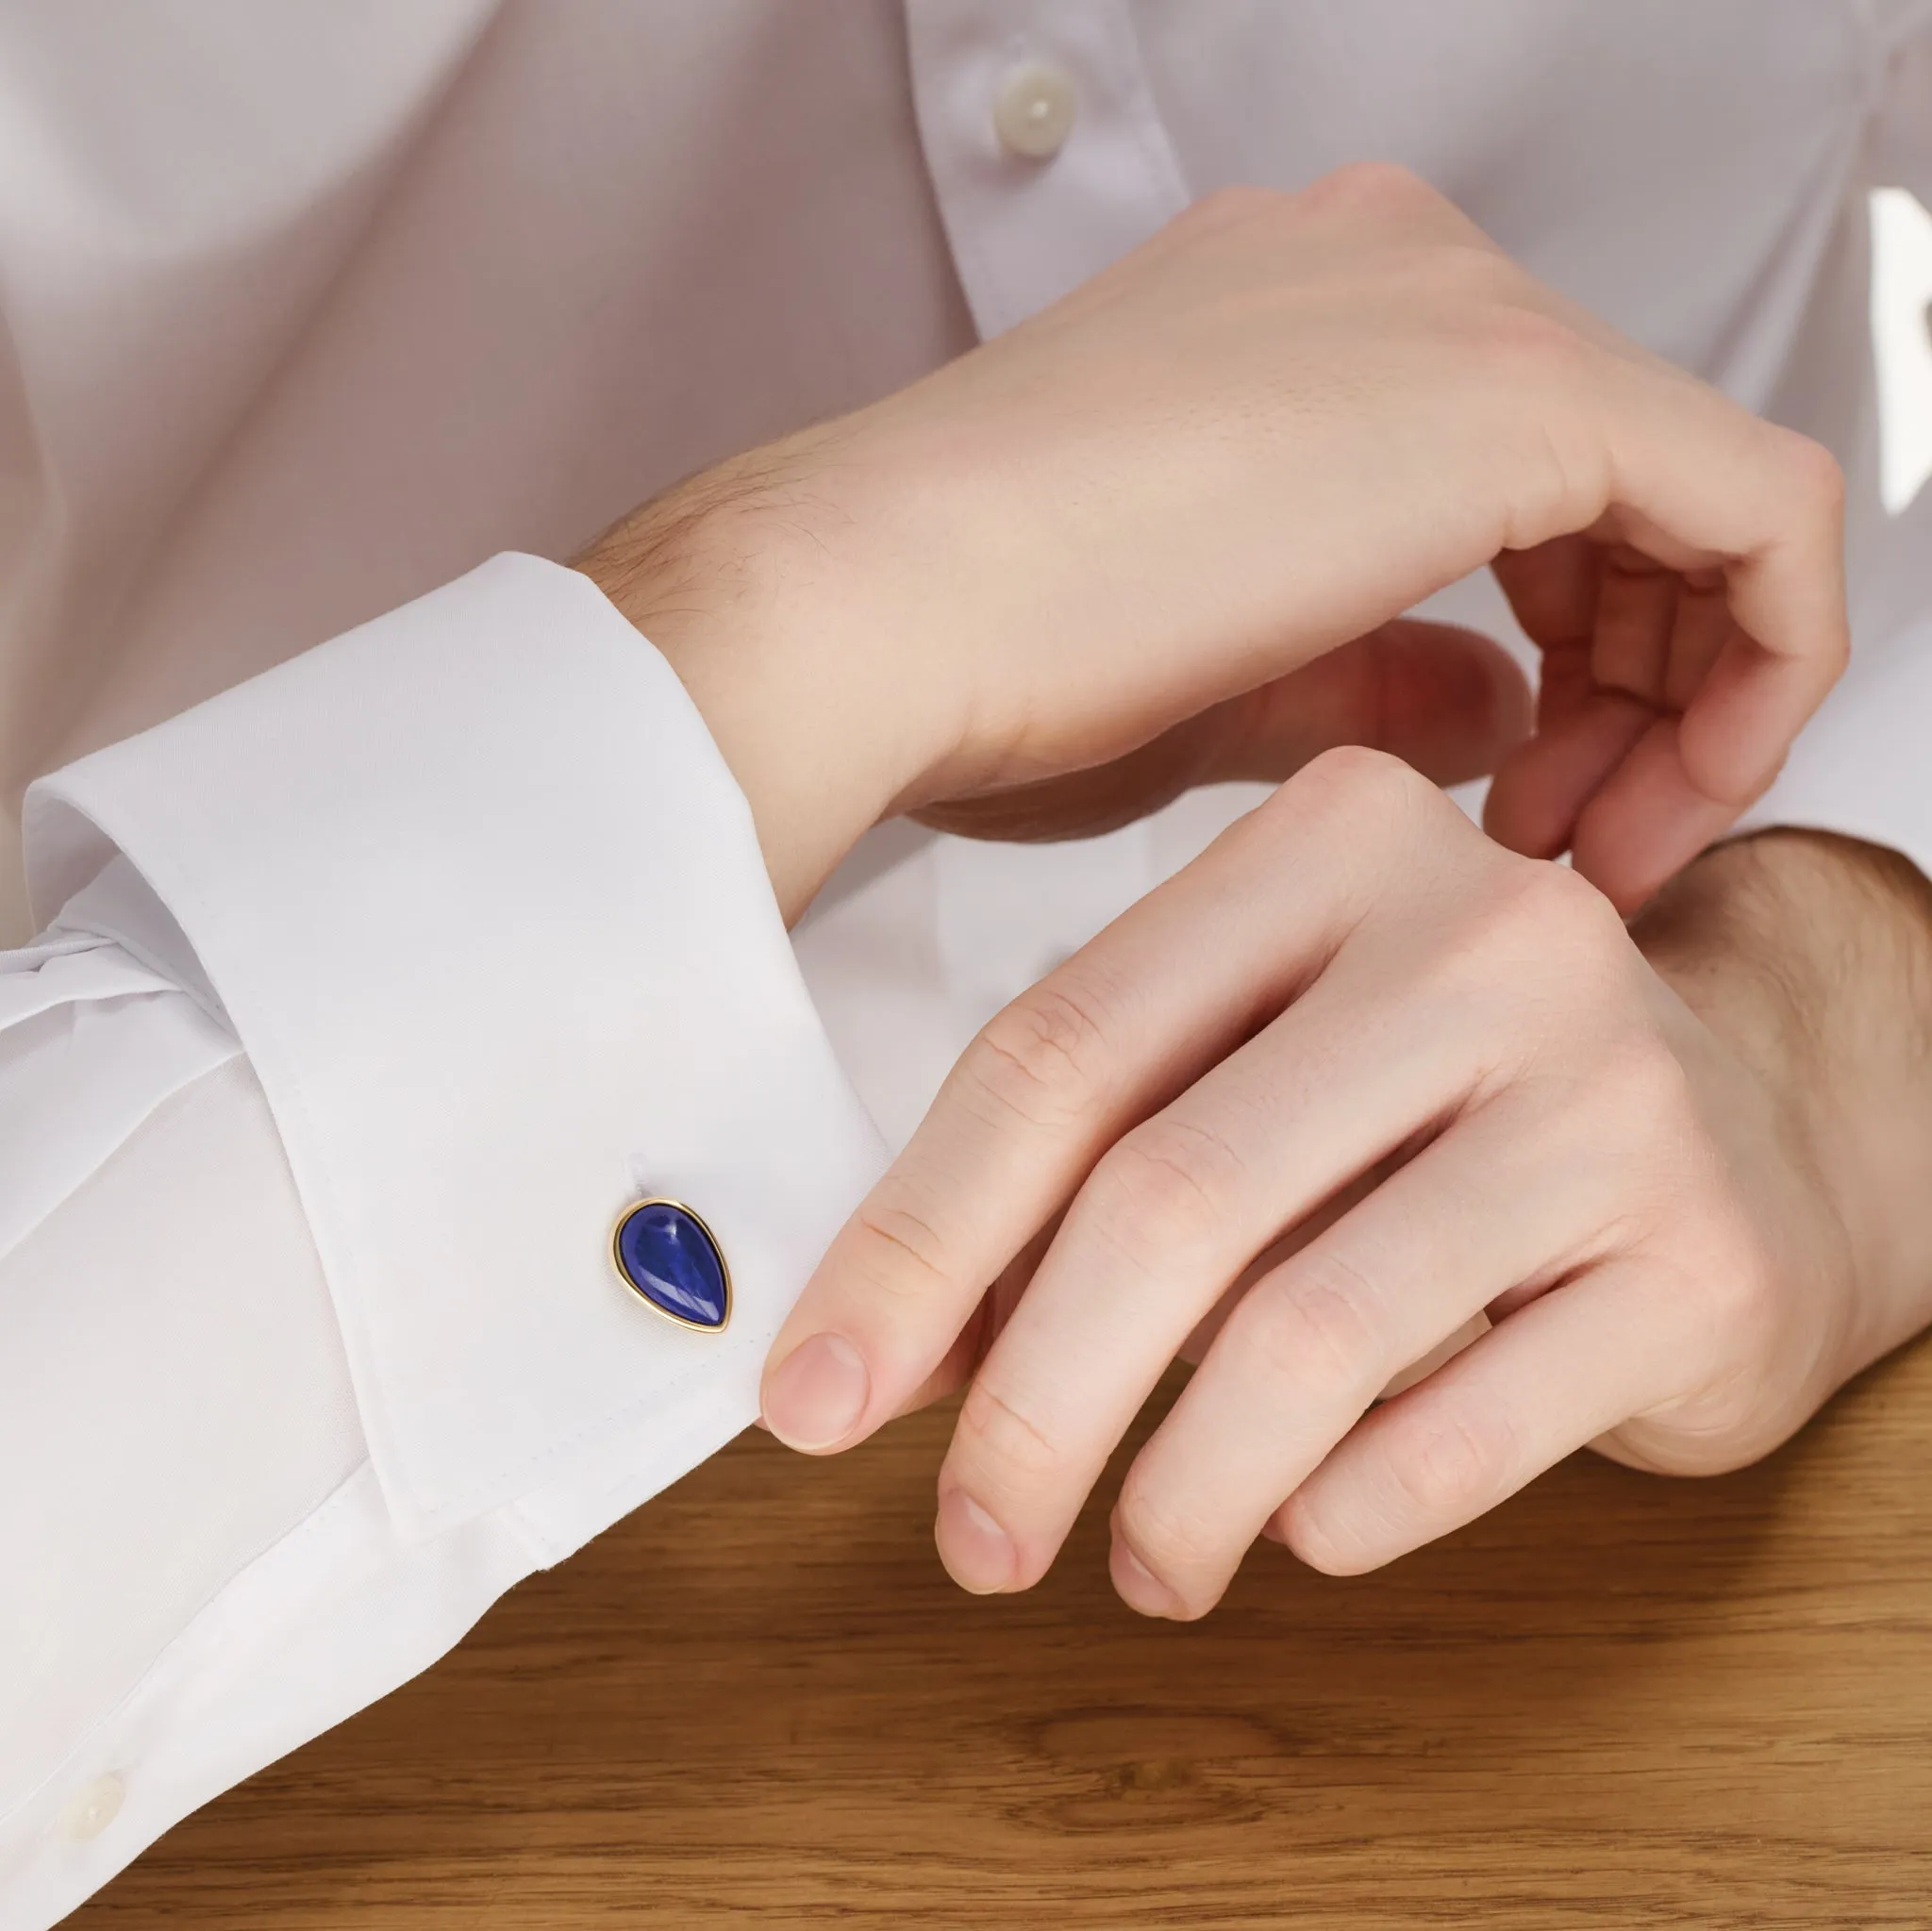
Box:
[612,1200,731,1331]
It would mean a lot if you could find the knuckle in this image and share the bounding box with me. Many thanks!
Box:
[1282,742,1439,836]
[846,1193,956,1303]
[1776,427,1847,520]
[1083,1121,1238,1265]
[1414,858,1630,1036]
[1528,856,1624,939]
[1600,1034,1700,1132]
[1239,1249,1387,1402]
[1301,158,1439,219]
[1468,306,1591,393]
[1115,1480,1224,1586]
[1276,1490,1372,1576]
[1385,1402,1516,1525]
[1485,858,1627,976]
[961,976,1114,1132]
[954,1376,1061,1487]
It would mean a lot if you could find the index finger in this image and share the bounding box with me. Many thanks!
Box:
[1489,366,1848,908]
[758,754,1411,1453]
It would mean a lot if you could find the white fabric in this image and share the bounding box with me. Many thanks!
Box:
[1,5,1931,1924]
[0,1054,361,1912]
[0,587,888,1927]
[25,553,885,1543]
[907,0,1191,336]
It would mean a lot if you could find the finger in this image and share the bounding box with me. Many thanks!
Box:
[1494,540,1730,724]
[1485,536,1652,863]
[1551,367,1845,727]
[1677,507,1847,814]
[1570,714,1742,912]
[1490,536,1597,684]
[1174,1163,1384,1367]
[1589,546,1677,704]
[885,1212,1061,1420]
[761,755,1444,1454]
[1526,365,1848,879]
[1274,1253,1708,1575]
[1172,1163,1491,1386]
[1661,572,1736,711]
[1577,595,1825,914]
[1218,620,1532,790]
[1482,689,1652,863]
[1487,386,1844,901]
[1103,1088,1625,1618]
[931,840,1524,1594]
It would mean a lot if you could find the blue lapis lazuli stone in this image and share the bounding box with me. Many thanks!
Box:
[614,1202,731,1330]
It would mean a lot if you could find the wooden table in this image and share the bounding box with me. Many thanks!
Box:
[74,1344,1932,1929]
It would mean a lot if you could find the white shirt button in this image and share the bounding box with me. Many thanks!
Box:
[58,1774,125,1843]
[992,61,1077,160]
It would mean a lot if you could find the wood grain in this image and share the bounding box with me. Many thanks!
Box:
[72,1341,1932,1929]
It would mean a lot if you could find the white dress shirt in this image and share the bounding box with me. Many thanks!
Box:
[3,4,1931,1923]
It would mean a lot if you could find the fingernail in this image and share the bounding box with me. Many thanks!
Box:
[1110,1541,1181,1619]
[936,1489,1016,1594]
[762,1333,870,1450]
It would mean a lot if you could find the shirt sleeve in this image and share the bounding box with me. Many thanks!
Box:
[0,554,887,1928]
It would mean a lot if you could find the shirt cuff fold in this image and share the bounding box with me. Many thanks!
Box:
[24,553,887,1543]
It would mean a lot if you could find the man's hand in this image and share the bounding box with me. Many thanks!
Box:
[579,165,1846,924]
[760,754,1932,1614]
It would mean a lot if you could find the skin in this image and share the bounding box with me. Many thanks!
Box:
[770,780,1932,1614]
[575,165,1901,1614]
[581,166,1845,923]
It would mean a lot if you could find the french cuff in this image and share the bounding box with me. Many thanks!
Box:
[23,553,888,1546]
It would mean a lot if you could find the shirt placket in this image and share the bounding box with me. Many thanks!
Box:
[904,0,1197,1031]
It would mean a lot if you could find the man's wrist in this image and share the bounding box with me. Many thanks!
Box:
[1635,829,1932,1379]
[575,436,932,924]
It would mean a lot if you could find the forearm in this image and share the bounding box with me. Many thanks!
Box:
[575,169,1857,932]
[1635,829,1932,1380]
[574,437,923,926]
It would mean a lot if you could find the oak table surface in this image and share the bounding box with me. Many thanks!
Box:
[74,1345,1932,1930]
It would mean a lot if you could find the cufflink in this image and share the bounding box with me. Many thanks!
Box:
[611,1198,732,1331]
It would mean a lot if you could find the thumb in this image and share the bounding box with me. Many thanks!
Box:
[1213,619,1532,789]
